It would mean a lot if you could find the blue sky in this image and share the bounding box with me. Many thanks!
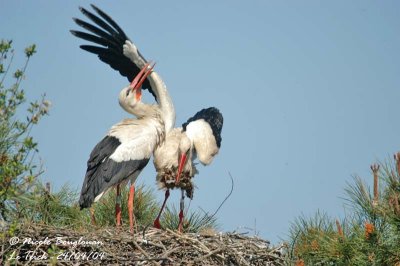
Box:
[1,1,400,243]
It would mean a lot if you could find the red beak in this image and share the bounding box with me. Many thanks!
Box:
[175,153,187,185]
[130,62,156,92]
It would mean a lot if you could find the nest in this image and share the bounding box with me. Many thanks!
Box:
[1,224,285,265]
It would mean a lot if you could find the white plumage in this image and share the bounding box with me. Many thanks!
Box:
[72,4,223,233]
[152,107,223,231]
[185,119,219,165]
[72,5,175,232]
[154,128,197,190]
[108,117,164,162]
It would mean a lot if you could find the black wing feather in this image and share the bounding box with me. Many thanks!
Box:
[79,135,149,209]
[70,30,110,47]
[80,45,134,78]
[79,7,123,41]
[86,135,121,171]
[79,158,149,209]
[90,4,129,41]
[71,5,156,99]
[73,18,121,49]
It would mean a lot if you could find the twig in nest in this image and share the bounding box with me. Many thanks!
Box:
[142,222,152,240]
[161,246,180,258]
[131,240,160,266]
[194,246,225,262]
[131,257,170,262]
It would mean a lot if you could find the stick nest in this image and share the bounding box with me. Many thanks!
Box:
[1,223,285,265]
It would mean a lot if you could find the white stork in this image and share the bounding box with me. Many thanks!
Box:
[72,5,224,233]
[153,108,223,231]
[71,5,175,232]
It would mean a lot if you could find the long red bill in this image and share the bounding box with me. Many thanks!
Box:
[130,62,156,91]
[130,62,150,90]
[136,62,156,89]
[175,153,187,185]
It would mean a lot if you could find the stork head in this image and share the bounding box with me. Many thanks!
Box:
[118,62,155,114]
[118,84,141,112]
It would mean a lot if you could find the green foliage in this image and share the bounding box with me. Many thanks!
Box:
[161,205,219,233]
[77,184,219,232]
[89,184,159,228]
[8,181,219,234]
[13,182,84,228]
[0,40,50,222]
[288,155,400,265]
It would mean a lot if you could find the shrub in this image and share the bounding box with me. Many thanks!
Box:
[288,154,400,265]
[0,40,50,223]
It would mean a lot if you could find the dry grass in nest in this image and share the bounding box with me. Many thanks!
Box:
[1,223,285,265]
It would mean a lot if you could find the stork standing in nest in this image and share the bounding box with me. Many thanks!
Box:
[71,5,175,232]
[72,5,223,232]
[153,108,223,231]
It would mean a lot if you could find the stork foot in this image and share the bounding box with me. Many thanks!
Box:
[154,218,161,229]
[153,189,170,229]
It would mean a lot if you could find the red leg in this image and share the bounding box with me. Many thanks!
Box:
[178,190,185,233]
[115,184,122,228]
[128,184,135,233]
[154,189,170,229]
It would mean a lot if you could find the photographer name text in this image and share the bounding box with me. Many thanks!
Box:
[9,236,103,248]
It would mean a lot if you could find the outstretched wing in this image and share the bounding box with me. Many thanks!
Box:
[71,4,157,99]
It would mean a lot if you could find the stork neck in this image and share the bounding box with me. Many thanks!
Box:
[129,102,159,118]
[149,71,175,132]
[121,43,175,132]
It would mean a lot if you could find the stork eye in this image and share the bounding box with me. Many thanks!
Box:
[126,88,131,96]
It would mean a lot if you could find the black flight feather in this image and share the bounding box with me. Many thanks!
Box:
[79,135,149,209]
[71,5,156,100]
[90,4,129,41]
[70,30,110,47]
